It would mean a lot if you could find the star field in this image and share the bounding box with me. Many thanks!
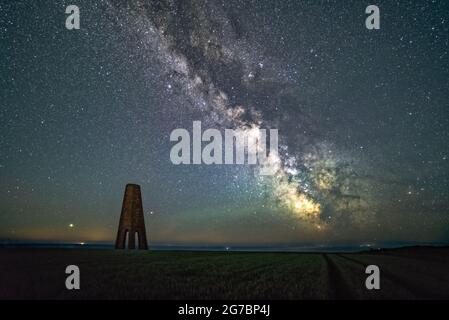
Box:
[0,0,448,246]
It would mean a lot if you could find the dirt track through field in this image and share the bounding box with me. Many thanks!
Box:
[1,247,449,299]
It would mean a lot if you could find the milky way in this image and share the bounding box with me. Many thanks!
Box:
[1,0,448,246]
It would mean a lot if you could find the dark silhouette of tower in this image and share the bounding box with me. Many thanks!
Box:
[115,184,148,250]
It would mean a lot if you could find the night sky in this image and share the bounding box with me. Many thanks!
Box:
[1,0,448,246]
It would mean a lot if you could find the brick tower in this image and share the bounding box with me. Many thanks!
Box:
[115,184,148,250]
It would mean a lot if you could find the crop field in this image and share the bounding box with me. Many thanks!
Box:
[0,247,448,299]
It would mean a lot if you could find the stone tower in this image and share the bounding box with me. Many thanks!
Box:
[115,184,148,250]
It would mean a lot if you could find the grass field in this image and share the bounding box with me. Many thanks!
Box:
[1,247,448,299]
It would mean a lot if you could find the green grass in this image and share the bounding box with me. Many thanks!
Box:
[1,247,448,299]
